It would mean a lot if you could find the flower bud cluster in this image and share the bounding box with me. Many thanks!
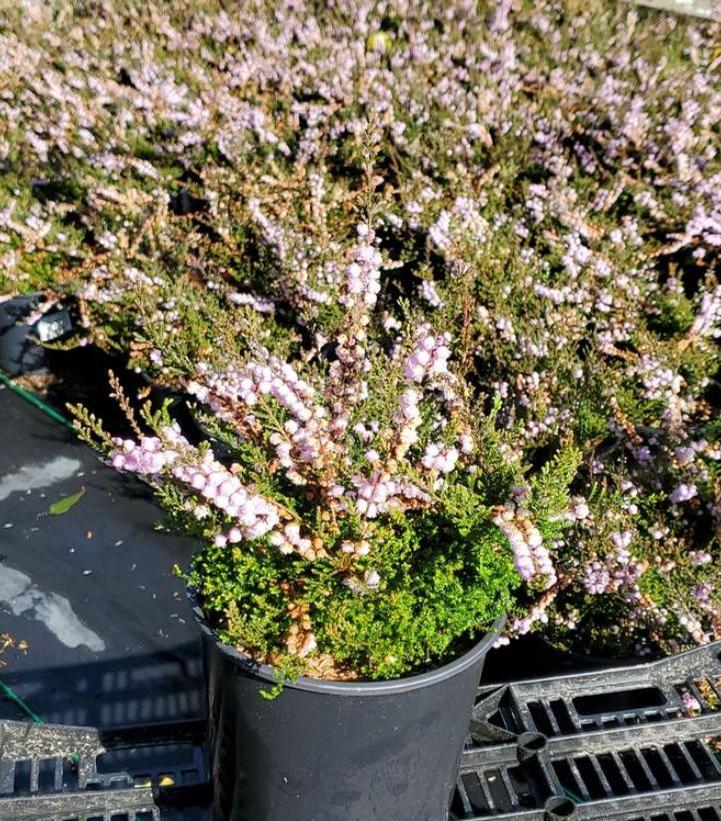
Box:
[582,531,645,597]
[108,427,315,556]
[421,442,459,473]
[670,483,697,505]
[343,569,381,594]
[690,285,721,339]
[403,326,452,383]
[189,352,336,483]
[391,388,422,459]
[340,226,382,312]
[493,503,556,589]
[353,470,430,519]
[268,522,323,560]
[420,280,444,308]
[172,452,281,541]
[109,432,179,475]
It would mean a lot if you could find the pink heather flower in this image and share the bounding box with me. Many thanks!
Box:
[390,387,424,459]
[675,446,696,466]
[228,292,275,313]
[459,433,474,455]
[340,227,382,312]
[610,530,632,551]
[354,472,393,519]
[693,583,713,604]
[584,562,611,595]
[353,470,431,519]
[353,422,374,443]
[678,612,709,644]
[670,483,697,504]
[108,431,181,475]
[111,428,293,551]
[493,504,556,588]
[266,522,317,558]
[420,280,444,308]
[340,540,370,556]
[186,380,208,403]
[188,353,330,474]
[403,327,452,383]
[428,211,452,250]
[681,690,702,714]
[364,570,381,588]
[566,497,590,521]
[509,601,550,636]
[690,286,721,338]
[421,443,459,473]
[194,504,210,519]
[343,569,381,594]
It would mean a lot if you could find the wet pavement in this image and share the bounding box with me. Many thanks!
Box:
[0,383,205,728]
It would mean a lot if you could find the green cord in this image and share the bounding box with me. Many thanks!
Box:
[562,786,583,804]
[0,678,44,724]
[0,369,74,430]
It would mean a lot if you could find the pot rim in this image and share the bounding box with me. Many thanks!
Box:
[189,588,505,696]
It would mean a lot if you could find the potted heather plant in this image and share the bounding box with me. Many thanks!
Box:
[71,226,577,821]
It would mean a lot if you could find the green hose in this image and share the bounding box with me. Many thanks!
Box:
[0,679,44,724]
[0,368,74,429]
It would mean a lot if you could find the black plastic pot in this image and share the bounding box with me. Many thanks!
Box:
[0,293,48,375]
[482,634,641,683]
[192,598,503,821]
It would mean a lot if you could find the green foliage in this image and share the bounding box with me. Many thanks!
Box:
[530,446,581,523]
[185,474,521,680]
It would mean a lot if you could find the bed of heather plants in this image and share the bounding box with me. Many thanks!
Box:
[1,0,721,675]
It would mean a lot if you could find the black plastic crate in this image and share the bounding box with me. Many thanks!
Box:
[0,718,211,820]
[7,644,716,821]
[453,642,721,820]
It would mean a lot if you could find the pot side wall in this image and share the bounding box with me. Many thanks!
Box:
[202,624,498,821]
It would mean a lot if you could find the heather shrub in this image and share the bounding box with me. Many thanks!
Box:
[3,0,721,658]
[72,240,579,679]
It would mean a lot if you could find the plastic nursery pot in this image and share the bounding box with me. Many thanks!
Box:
[0,293,48,375]
[539,637,662,671]
[191,595,504,821]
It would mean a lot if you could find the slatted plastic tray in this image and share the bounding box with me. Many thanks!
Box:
[454,643,721,820]
[4,648,721,819]
[0,718,210,820]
